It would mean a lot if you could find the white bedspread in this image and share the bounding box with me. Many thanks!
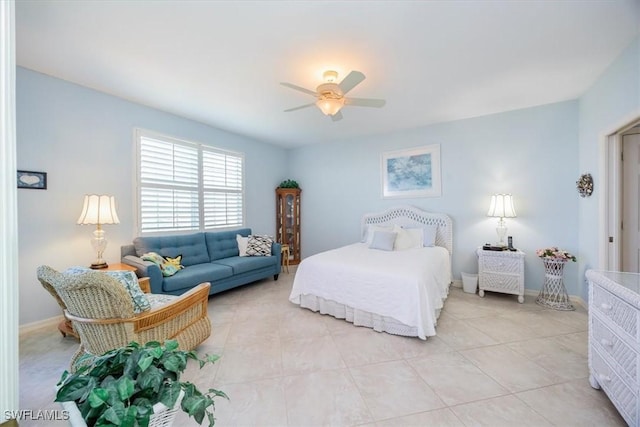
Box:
[289,243,451,339]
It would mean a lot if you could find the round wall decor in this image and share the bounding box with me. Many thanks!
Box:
[576,173,593,197]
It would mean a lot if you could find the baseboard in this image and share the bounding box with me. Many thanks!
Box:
[453,283,588,310]
[19,315,62,336]
[523,289,587,310]
[569,294,587,310]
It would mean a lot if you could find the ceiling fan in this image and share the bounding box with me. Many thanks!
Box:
[281,70,386,121]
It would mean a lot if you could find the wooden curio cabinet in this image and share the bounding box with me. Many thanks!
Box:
[276,188,301,264]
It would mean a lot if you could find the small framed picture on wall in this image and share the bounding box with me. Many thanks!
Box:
[17,170,47,190]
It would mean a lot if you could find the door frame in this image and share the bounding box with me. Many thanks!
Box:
[602,114,640,270]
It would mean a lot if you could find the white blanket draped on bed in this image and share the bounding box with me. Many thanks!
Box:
[288,243,451,339]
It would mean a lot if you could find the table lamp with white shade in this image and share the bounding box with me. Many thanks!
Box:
[487,193,516,247]
[77,194,120,269]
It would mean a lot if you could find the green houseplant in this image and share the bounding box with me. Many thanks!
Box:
[277,179,299,189]
[55,340,227,427]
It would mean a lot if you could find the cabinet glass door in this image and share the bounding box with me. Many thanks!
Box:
[285,194,294,257]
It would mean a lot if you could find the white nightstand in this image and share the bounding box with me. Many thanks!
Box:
[477,248,525,303]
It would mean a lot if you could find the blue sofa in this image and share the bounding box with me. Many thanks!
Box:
[121,228,281,296]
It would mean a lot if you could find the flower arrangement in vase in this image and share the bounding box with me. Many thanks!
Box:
[536,247,577,262]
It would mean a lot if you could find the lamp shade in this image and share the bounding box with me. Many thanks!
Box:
[487,194,517,218]
[77,195,120,225]
[316,97,344,116]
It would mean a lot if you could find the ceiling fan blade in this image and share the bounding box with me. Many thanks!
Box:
[280,82,317,96]
[345,97,386,108]
[331,111,343,122]
[284,103,315,112]
[339,71,365,94]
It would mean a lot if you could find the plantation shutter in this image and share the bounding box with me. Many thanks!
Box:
[137,131,244,234]
[202,148,244,229]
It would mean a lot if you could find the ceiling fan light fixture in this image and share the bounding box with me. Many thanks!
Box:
[282,69,385,119]
[322,70,339,83]
[316,97,344,116]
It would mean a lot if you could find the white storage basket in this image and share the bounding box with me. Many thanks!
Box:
[60,389,185,427]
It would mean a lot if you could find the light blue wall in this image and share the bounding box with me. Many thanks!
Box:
[17,67,288,325]
[289,101,580,296]
[18,34,638,326]
[578,36,640,301]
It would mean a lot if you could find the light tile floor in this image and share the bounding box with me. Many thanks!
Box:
[20,267,626,426]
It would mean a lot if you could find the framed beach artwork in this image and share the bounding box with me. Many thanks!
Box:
[381,144,441,198]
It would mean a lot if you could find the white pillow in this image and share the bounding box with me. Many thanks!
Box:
[393,225,423,250]
[369,230,397,251]
[401,225,438,247]
[422,225,438,247]
[236,234,249,256]
[364,224,394,245]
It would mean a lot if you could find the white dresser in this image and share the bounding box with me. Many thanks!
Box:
[477,249,525,303]
[586,269,640,426]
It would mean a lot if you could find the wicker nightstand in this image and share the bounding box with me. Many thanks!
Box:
[477,248,525,303]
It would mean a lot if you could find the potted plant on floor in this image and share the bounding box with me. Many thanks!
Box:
[55,340,228,427]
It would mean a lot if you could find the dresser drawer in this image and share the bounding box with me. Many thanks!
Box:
[591,349,637,425]
[480,255,521,274]
[592,315,637,382]
[480,272,521,294]
[592,283,638,340]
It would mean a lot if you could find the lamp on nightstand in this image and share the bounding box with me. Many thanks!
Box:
[487,193,516,247]
[77,194,120,269]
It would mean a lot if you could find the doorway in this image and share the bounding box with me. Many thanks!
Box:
[607,120,640,272]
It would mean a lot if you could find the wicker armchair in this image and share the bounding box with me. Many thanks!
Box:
[38,272,80,339]
[36,265,211,371]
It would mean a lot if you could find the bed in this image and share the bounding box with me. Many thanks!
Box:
[288,206,452,339]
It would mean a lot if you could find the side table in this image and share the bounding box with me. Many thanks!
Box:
[477,248,525,303]
[281,244,290,273]
[536,258,574,310]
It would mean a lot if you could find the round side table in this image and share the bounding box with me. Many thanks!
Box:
[536,258,575,310]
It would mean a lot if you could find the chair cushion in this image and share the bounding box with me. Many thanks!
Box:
[64,267,151,313]
[146,293,178,309]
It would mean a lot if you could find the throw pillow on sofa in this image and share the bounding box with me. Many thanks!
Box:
[162,255,184,277]
[236,234,249,256]
[141,252,184,277]
[246,235,273,256]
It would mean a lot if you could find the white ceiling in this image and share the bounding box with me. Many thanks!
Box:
[15,1,640,148]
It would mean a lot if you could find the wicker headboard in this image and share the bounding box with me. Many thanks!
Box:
[361,206,453,255]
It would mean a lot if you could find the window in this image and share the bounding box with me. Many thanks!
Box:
[136,130,244,234]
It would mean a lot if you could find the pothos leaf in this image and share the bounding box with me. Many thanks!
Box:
[55,375,96,402]
[116,376,136,401]
[87,388,110,409]
[138,354,154,372]
[163,340,179,351]
[182,394,211,425]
